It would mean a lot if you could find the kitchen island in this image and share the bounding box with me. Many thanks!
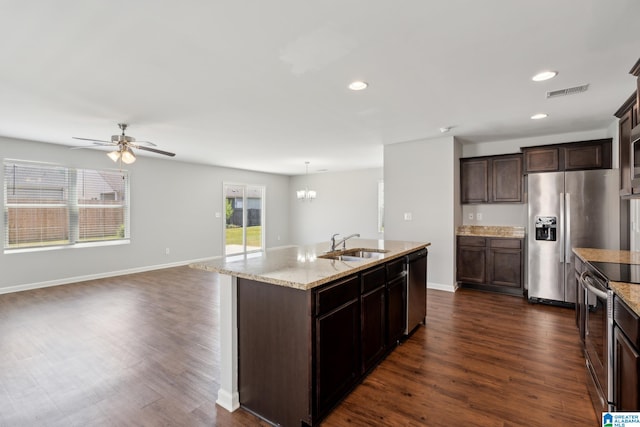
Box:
[191,239,429,427]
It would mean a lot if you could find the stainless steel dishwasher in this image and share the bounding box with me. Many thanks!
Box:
[405,248,428,335]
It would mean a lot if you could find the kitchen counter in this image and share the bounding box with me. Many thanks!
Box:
[191,239,430,290]
[190,238,430,423]
[573,248,640,316]
[456,225,525,238]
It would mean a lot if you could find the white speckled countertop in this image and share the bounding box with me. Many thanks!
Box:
[190,239,430,291]
[574,248,640,316]
[456,225,526,238]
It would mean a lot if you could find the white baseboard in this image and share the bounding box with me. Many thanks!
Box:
[0,255,223,295]
[427,281,457,292]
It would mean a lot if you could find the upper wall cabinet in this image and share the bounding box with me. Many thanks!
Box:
[615,93,638,195]
[616,57,640,197]
[461,154,523,204]
[521,138,612,174]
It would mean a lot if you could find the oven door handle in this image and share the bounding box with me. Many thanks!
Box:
[580,272,608,300]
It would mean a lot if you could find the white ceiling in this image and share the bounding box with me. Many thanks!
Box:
[1,0,639,175]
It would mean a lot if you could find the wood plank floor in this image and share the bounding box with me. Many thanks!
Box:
[0,266,597,426]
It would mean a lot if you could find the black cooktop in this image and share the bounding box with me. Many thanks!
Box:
[589,261,640,284]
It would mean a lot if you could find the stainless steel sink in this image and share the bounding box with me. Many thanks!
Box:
[319,248,389,261]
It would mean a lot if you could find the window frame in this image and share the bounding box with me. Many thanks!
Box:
[3,159,130,254]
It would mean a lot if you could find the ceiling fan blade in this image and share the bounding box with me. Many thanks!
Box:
[133,140,157,147]
[136,145,176,157]
[72,136,112,143]
[70,142,117,149]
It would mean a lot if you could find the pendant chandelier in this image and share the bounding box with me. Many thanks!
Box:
[296,161,317,201]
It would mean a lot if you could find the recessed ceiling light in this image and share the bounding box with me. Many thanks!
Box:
[531,113,548,120]
[348,81,368,91]
[532,71,558,82]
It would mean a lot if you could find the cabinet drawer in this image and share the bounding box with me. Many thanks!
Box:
[316,275,359,316]
[361,265,386,294]
[490,238,522,249]
[386,258,405,281]
[457,236,486,247]
[615,296,640,349]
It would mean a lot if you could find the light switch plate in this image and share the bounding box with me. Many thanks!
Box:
[403,212,412,221]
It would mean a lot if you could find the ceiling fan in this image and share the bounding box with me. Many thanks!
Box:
[72,123,175,164]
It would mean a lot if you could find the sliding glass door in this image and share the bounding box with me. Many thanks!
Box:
[223,183,264,256]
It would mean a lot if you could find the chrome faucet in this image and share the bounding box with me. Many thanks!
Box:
[330,233,360,252]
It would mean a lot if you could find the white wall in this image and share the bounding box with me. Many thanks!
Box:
[289,168,383,246]
[0,136,290,292]
[384,136,460,291]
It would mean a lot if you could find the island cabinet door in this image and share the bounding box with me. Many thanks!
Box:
[314,275,360,419]
[360,266,387,374]
[386,274,406,347]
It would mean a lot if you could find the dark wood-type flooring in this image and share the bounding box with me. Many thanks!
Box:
[0,266,596,426]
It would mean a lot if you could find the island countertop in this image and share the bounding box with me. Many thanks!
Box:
[190,239,430,291]
[573,247,640,316]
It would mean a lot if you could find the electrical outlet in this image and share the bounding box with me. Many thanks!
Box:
[215,212,221,218]
[468,213,474,220]
[165,247,170,255]
[403,212,412,221]
[476,213,483,221]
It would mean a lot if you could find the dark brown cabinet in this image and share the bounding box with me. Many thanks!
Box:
[315,275,361,418]
[614,296,640,411]
[236,250,426,427]
[360,266,386,374]
[522,139,612,174]
[615,94,637,195]
[386,258,406,347]
[460,158,489,203]
[460,154,523,204]
[456,236,524,296]
[456,236,486,283]
[488,239,523,289]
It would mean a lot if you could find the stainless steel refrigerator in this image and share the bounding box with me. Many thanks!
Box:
[527,169,619,304]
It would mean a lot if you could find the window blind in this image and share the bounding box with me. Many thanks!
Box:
[3,161,129,250]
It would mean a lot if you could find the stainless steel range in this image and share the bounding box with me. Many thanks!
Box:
[578,261,640,413]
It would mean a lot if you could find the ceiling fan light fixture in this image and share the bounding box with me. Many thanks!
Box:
[121,147,136,164]
[107,150,121,162]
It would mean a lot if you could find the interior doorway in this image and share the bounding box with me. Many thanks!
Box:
[223,183,265,256]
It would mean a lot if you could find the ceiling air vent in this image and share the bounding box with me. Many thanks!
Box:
[546,84,589,99]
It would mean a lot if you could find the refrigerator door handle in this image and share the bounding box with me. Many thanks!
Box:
[559,192,564,262]
[565,193,571,264]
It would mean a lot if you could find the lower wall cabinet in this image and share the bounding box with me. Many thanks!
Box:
[456,236,524,296]
[614,296,640,410]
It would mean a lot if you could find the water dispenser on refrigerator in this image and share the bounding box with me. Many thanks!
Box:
[534,216,557,241]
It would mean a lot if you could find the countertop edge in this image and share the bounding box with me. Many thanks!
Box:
[573,247,640,316]
[190,241,430,291]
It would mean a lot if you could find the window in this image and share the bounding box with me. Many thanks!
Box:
[4,160,129,251]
